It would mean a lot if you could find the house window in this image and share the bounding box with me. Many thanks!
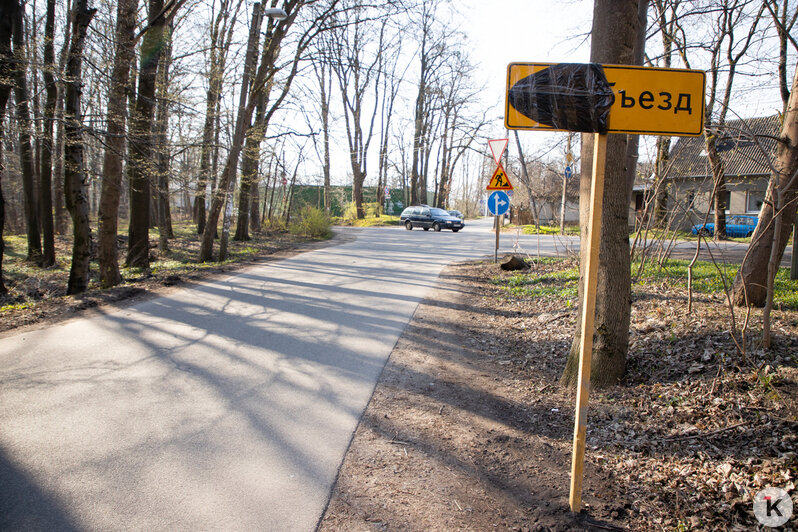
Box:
[746,190,765,213]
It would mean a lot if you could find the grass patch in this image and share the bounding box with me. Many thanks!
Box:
[1,219,324,312]
[506,224,580,236]
[333,215,402,227]
[490,257,798,310]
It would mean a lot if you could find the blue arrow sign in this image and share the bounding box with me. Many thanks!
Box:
[488,190,510,216]
[565,165,572,179]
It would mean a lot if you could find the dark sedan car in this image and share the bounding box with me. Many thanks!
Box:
[400,205,464,232]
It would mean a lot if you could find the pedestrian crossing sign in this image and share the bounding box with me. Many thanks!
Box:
[486,165,513,190]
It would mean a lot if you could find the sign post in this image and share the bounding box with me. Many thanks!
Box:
[486,139,513,263]
[488,190,510,262]
[568,133,607,512]
[505,62,705,514]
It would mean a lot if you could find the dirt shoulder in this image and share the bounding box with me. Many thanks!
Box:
[319,260,798,531]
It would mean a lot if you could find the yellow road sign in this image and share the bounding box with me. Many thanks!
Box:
[506,63,706,136]
[486,165,513,190]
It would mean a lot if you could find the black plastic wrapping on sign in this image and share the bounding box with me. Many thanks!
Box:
[508,63,615,133]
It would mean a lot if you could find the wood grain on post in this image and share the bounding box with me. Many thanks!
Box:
[569,133,608,512]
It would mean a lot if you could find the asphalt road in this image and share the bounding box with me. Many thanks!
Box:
[0,219,791,531]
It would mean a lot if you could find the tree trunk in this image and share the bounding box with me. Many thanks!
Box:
[234,94,267,241]
[39,0,57,267]
[561,0,648,389]
[154,24,174,254]
[97,0,136,287]
[12,4,42,263]
[733,63,798,306]
[64,0,96,295]
[249,179,260,232]
[199,4,263,261]
[0,0,16,293]
[126,0,166,268]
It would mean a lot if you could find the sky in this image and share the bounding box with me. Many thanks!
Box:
[456,0,593,130]
[448,0,789,168]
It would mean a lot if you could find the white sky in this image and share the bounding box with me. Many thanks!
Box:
[456,0,592,125]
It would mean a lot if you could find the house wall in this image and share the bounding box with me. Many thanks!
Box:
[665,176,768,231]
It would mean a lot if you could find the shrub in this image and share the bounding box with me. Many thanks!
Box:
[290,206,332,238]
[342,201,379,220]
[263,217,287,233]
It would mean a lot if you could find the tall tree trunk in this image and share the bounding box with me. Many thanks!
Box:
[249,179,260,232]
[64,0,96,295]
[98,0,137,287]
[234,93,267,241]
[0,0,16,293]
[126,0,166,268]
[154,24,174,253]
[12,4,42,263]
[39,0,57,267]
[733,64,798,306]
[561,0,648,389]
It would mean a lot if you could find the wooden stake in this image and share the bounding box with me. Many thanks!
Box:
[569,133,608,513]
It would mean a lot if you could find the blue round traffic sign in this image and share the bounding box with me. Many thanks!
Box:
[564,165,572,179]
[488,190,510,216]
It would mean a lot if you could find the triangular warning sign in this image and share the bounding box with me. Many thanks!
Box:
[486,165,513,190]
[488,138,508,165]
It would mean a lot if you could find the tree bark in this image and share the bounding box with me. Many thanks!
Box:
[12,4,42,263]
[561,0,648,389]
[126,0,166,268]
[64,0,97,295]
[154,24,174,253]
[98,0,137,287]
[733,63,798,306]
[234,92,267,241]
[0,0,17,294]
[38,0,57,267]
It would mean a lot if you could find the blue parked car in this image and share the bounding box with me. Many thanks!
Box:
[691,215,758,238]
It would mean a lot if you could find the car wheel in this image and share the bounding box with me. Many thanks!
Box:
[423,227,429,231]
[452,229,459,233]
[405,221,412,231]
[433,222,441,232]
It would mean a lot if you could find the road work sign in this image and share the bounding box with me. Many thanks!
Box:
[506,63,705,136]
[486,165,513,191]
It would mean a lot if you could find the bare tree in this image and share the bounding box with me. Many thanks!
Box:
[39,0,58,267]
[12,3,42,263]
[126,0,173,268]
[409,0,446,205]
[97,0,138,287]
[199,0,341,261]
[0,0,17,294]
[328,4,386,219]
[64,0,97,294]
[195,0,244,235]
[733,62,798,308]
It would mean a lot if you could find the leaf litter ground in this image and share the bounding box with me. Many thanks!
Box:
[320,259,798,531]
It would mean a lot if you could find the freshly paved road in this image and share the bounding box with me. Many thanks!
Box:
[0,219,791,531]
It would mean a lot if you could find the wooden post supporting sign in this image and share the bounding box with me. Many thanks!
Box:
[505,62,704,515]
[568,133,607,512]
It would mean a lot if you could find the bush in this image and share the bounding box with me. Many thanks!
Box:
[290,206,332,238]
[342,201,379,220]
[263,217,287,233]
